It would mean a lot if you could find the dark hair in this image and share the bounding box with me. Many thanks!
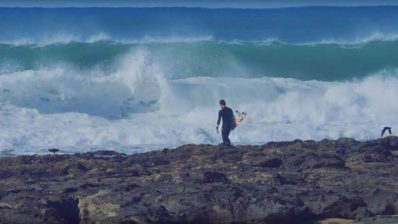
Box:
[219,99,226,106]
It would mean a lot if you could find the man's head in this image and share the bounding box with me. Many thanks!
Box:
[219,99,226,108]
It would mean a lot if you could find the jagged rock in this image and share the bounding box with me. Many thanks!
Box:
[202,171,229,183]
[252,157,283,168]
[380,136,398,151]
[0,137,397,223]
[348,146,393,163]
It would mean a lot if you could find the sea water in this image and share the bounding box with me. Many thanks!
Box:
[1,7,398,155]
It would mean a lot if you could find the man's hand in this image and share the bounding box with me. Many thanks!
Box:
[216,126,219,134]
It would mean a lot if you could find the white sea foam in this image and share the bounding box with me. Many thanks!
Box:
[1,33,82,46]
[2,31,398,47]
[0,49,166,118]
[1,48,398,155]
[303,32,398,46]
[225,32,398,46]
[0,33,214,46]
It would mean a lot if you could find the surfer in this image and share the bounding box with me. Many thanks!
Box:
[217,100,234,146]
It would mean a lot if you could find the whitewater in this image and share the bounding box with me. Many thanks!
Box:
[1,7,398,155]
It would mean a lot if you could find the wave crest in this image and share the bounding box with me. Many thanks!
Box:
[0,48,167,118]
[3,32,398,47]
[1,34,214,46]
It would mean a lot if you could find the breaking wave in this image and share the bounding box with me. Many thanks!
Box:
[1,47,398,154]
[2,38,398,81]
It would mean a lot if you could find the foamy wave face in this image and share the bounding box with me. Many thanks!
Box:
[170,74,398,141]
[3,39,398,82]
[1,57,398,154]
[0,49,165,118]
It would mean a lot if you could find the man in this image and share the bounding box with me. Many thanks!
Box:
[217,99,234,146]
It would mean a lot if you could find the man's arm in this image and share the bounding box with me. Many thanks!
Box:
[217,110,221,127]
[216,110,221,134]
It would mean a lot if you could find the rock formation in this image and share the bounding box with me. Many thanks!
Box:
[1,137,398,223]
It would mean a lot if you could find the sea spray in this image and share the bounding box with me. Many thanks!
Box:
[2,66,398,154]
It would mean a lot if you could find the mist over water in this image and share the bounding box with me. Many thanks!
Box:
[1,7,398,154]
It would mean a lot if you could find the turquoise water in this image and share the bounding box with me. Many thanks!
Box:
[2,7,398,80]
[2,40,398,81]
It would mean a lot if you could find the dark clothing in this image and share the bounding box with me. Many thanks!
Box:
[217,107,234,128]
[217,107,233,145]
[222,127,231,146]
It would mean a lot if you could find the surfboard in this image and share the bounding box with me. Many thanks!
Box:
[235,110,247,127]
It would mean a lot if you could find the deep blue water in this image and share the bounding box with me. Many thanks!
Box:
[1,7,398,43]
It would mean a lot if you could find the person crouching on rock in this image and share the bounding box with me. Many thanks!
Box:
[217,99,234,146]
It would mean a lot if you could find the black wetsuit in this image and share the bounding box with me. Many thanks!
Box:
[217,106,233,145]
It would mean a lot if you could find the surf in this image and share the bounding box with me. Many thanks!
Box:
[1,47,398,154]
[2,39,398,81]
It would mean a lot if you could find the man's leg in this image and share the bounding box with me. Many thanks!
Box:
[222,127,231,146]
[225,128,231,145]
[222,128,227,145]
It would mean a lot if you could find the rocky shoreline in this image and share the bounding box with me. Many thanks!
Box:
[1,137,398,224]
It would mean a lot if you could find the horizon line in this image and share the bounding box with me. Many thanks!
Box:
[1,5,398,9]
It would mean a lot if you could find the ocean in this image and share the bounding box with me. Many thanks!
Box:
[1,7,398,155]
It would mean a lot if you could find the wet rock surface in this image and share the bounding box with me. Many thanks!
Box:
[1,137,398,224]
